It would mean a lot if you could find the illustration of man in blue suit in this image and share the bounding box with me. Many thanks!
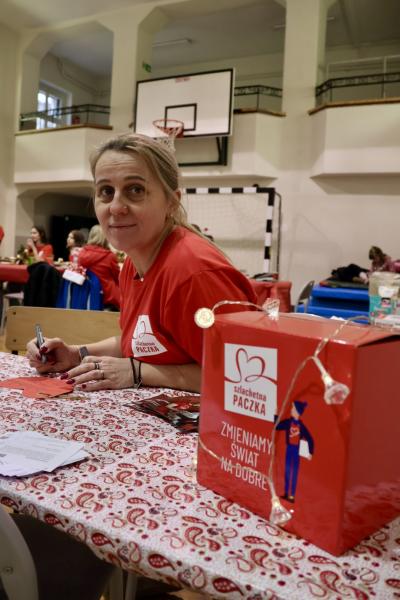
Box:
[275,400,314,503]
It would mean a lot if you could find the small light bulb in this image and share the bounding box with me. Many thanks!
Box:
[269,495,292,526]
[321,372,350,405]
[313,356,350,405]
[263,299,280,320]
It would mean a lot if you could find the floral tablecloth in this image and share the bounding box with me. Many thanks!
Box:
[0,352,399,599]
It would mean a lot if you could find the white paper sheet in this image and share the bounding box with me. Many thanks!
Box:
[0,431,88,476]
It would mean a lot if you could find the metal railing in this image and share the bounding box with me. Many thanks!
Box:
[20,86,285,132]
[315,72,400,105]
[234,85,282,112]
[19,104,110,131]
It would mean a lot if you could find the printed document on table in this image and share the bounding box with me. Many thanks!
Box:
[0,431,88,476]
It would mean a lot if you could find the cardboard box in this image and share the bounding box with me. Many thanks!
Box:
[197,312,400,555]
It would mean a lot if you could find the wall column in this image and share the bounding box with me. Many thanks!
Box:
[99,6,168,133]
[0,24,19,255]
[281,0,334,116]
[274,0,337,298]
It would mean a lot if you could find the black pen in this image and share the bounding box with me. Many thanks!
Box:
[35,324,47,363]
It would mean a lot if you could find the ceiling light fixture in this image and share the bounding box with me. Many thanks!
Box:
[153,38,192,48]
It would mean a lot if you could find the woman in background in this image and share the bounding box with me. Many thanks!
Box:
[25,225,53,263]
[66,229,85,264]
[78,224,120,309]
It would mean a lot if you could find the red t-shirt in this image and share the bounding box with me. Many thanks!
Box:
[78,245,121,308]
[69,246,82,264]
[119,227,257,365]
[27,243,54,263]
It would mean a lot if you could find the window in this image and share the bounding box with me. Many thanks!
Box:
[37,86,64,129]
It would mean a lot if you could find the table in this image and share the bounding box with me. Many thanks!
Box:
[0,263,30,284]
[0,263,66,285]
[0,352,399,599]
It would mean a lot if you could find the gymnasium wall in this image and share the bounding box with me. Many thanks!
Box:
[40,54,111,107]
[163,40,400,81]
[0,23,18,258]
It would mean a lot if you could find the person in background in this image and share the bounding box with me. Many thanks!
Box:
[78,224,120,310]
[66,229,85,264]
[25,225,54,263]
[368,245,400,273]
[0,225,4,245]
[27,131,256,394]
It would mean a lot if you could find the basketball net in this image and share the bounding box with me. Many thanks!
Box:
[152,119,184,152]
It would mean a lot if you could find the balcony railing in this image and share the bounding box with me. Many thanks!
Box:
[19,86,284,133]
[234,85,282,113]
[19,104,110,131]
[315,72,400,105]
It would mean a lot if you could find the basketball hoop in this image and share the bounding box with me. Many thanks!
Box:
[152,118,184,152]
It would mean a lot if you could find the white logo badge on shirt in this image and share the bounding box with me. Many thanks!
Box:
[132,315,167,357]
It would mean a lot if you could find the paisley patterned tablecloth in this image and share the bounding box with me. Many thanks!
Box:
[0,352,399,599]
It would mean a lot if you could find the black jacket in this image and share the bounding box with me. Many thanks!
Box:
[24,262,62,307]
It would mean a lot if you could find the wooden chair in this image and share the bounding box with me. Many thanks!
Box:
[294,280,315,313]
[5,305,120,353]
[0,291,24,335]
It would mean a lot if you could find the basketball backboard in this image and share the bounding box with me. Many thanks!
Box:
[134,69,234,138]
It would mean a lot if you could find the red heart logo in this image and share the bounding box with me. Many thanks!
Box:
[226,347,272,383]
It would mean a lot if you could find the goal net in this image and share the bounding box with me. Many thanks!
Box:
[182,186,280,277]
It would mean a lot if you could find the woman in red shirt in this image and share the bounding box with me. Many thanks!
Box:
[66,229,85,264]
[25,225,53,263]
[78,224,120,309]
[26,133,256,393]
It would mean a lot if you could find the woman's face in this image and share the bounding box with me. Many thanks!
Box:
[66,232,75,248]
[93,150,175,257]
[31,227,40,243]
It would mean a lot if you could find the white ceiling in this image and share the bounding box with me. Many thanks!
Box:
[1,0,400,77]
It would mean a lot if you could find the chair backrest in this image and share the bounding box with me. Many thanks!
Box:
[294,280,315,313]
[56,270,103,310]
[0,507,39,600]
[5,305,120,353]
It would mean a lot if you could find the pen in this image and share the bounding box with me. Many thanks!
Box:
[35,323,47,363]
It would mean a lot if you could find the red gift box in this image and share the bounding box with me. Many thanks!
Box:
[197,312,400,555]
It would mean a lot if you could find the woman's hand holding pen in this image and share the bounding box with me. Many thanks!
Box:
[26,333,133,390]
[26,337,80,374]
[62,356,133,391]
